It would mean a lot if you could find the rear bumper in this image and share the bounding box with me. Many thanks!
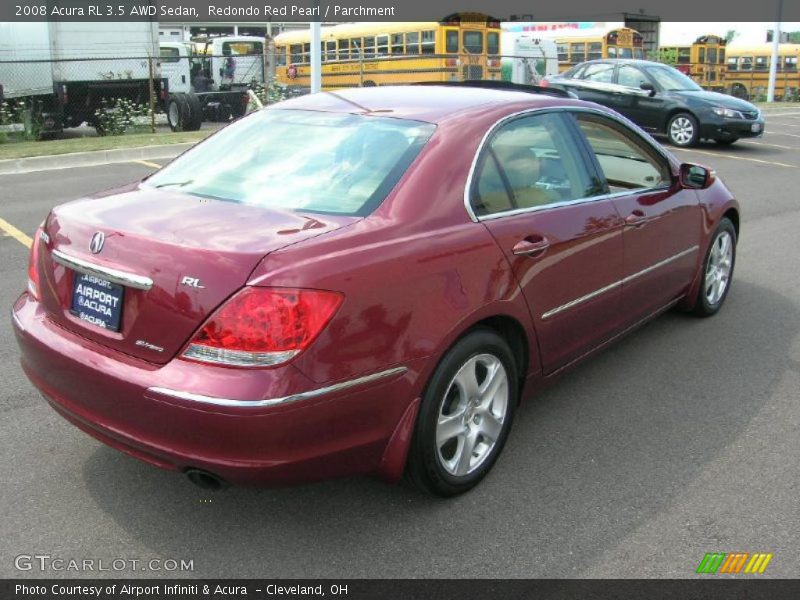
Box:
[11,293,420,486]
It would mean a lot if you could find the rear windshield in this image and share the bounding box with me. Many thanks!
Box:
[145,109,435,216]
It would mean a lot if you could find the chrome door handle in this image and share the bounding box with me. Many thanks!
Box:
[625,210,647,228]
[512,237,550,256]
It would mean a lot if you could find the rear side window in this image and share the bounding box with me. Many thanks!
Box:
[145,109,436,217]
[573,114,671,192]
[471,113,596,217]
[579,63,615,82]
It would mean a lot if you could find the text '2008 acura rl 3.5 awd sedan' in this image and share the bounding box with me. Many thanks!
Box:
[12,83,739,496]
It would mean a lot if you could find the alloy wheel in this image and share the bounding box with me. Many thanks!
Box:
[670,117,695,145]
[704,231,733,305]
[435,353,509,477]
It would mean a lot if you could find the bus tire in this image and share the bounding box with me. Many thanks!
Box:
[184,93,204,131]
[362,80,377,87]
[730,84,749,100]
[166,94,187,132]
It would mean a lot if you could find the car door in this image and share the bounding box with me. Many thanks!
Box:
[614,64,665,133]
[470,111,627,374]
[557,62,622,108]
[570,111,702,322]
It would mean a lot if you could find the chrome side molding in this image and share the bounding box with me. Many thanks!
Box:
[51,249,153,291]
[147,366,408,408]
[542,245,699,320]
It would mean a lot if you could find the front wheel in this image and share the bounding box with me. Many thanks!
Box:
[406,328,518,496]
[693,217,737,317]
[667,113,699,147]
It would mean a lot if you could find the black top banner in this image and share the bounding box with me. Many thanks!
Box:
[2,0,799,22]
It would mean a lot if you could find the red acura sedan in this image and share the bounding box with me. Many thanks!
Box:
[12,84,739,496]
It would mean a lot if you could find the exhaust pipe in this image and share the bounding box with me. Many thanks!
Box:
[185,468,227,490]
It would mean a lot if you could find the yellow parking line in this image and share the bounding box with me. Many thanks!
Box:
[674,148,798,169]
[132,159,162,169]
[0,217,33,248]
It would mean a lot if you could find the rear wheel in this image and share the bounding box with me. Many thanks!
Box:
[730,84,749,100]
[406,328,518,496]
[693,217,736,317]
[183,93,203,131]
[667,113,699,147]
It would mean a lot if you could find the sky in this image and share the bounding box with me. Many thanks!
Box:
[659,22,800,46]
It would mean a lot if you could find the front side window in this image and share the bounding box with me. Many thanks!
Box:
[145,110,436,217]
[617,64,648,88]
[445,30,459,53]
[471,113,596,217]
[488,32,500,55]
[573,115,671,193]
[642,65,701,91]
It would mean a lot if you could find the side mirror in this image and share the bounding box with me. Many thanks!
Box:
[680,163,715,189]
[640,82,656,97]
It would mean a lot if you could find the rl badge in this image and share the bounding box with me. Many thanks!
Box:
[70,273,124,331]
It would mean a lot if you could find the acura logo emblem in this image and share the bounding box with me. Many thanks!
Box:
[89,232,105,254]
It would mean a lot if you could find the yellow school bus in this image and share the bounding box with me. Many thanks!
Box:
[724,44,800,100]
[272,14,502,89]
[554,28,645,72]
[660,35,727,90]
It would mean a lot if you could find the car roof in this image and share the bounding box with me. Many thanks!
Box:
[271,85,587,124]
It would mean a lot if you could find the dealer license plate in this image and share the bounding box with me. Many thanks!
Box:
[70,273,124,331]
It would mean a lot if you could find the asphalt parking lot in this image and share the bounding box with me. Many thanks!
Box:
[1,107,799,579]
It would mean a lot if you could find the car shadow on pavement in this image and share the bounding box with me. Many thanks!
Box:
[81,279,797,578]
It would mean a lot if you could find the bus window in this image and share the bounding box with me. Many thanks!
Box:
[325,41,336,61]
[785,56,798,72]
[363,36,375,58]
[607,46,617,58]
[422,30,435,54]
[616,47,633,59]
[719,48,726,64]
[406,32,420,55]
[633,48,644,59]
[677,48,691,64]
[755,56,768,71]
[463,31,483,53]
[302,43,310,64]
[391,33,404,54]
[707,48,717,64]
[338,39,349,60]
[349,38,362,57]
[445,30,458,53]
[569,42,585,63]
[377,35,389,56]
[276,47,287,67]
[488,31,500,55]
[699,48,706,64]
[587,42,602,61]
[739,56,753,71]
[557,43,568,63]
[290,44,303,64]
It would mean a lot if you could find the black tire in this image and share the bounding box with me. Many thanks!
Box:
[166,94,187,132]
[406,328,518,497]
[714,138,739,146]
[667,112,700,147]
[693,217,737,317]
[730,84,749,100]
[183,93,203,131]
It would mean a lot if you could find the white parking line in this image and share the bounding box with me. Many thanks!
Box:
[765,131,800,139]
[739,140,800,150]
[674,147,798,168]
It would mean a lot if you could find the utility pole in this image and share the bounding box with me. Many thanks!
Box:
[767,0,783,102]
[310,1,322,93]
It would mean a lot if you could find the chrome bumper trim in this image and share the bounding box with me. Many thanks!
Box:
[11,308,25,332]
[51,249,153,291]
[147,366,408,408]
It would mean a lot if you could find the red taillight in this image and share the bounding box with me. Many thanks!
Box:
[539,78,550,88]
[182,287,343,368]
[445,58,458,67]
[27,228,42,300]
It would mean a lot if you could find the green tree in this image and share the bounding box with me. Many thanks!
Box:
[725,30,739,44]
[656,47,679,65]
